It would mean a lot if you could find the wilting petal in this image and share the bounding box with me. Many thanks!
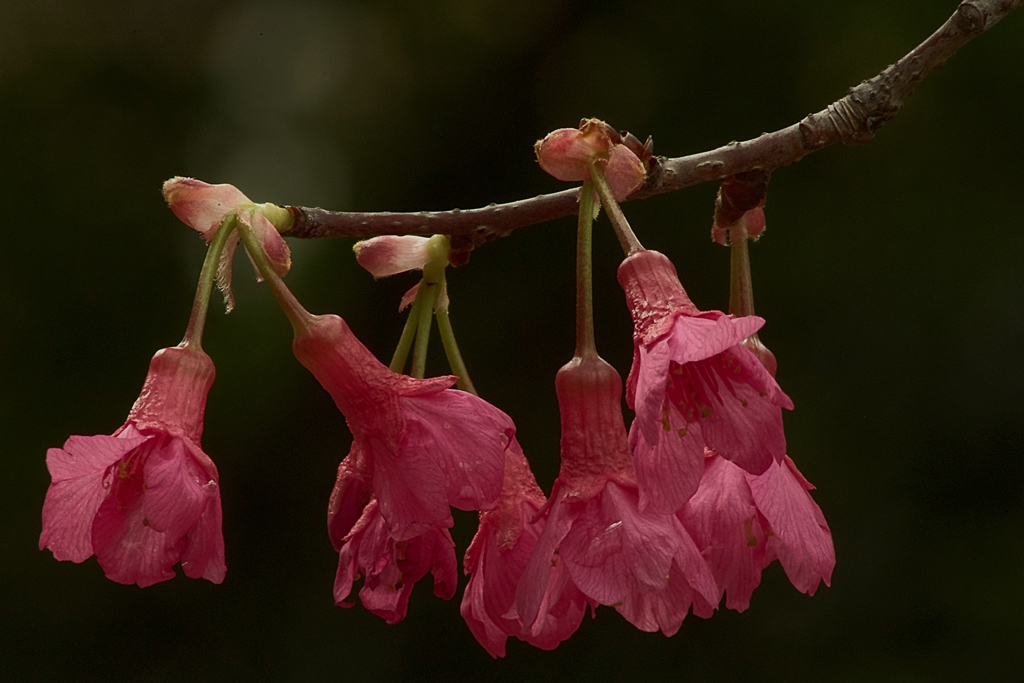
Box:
[354,235,432,278]
[162,177,250,240]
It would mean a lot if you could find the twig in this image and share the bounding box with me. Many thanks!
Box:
[283,0,1021,250]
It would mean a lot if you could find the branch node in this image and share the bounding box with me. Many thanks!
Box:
[955,2,987,33]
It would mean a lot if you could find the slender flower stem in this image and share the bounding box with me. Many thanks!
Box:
[435,298,477,395]
[575,181,598,358]
[390,296,422,372]
[182,216,237,349]
[234,211,315,331]
[410,281,441,379]
[587,161,645,257]
[728,216,755,317]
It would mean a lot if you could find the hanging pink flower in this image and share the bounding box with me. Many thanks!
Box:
[515,354,718,639]
[297,312,513,541]
[162,177,292,310]
[535,118,647,200]
[39,345,225,587]
[333,495,457,624]
[461,438,552,657]
[683,451,834,611]
[328,443,456,623]
[618,248,793,514]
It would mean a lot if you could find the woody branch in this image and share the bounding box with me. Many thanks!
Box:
[282,0,1021,251]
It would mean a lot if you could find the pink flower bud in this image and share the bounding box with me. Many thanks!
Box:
[535,118,647,200]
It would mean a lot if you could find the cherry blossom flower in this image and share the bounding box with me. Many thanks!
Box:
[515,354,718,639]
[535,118,647,200]
[333,494,457,624]
[683,451,835,611]
[328,443,456,624]
[295,312,512,541]
[40,345,225,587]
[461,438,550,657]
[618,248,794,514]
[162,177,292,310]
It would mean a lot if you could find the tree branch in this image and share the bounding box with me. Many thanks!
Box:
[282,0,1020,250]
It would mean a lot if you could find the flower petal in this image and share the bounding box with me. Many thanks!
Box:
[162,177,250,240]
[354,235,432,278]
[39,432,148,562]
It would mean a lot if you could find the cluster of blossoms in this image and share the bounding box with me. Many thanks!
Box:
[40,119,833,657]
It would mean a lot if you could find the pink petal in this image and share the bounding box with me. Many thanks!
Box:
[401,389,510,512]
[336,501,457,624]
[628,398,705,513]
[514,490,589,643]
[327,446,373,551]
[91,463,179,587]
[535,126,612,182]
[239,208,292,280]
[682,454,763,612]
[688,347,789,475]
[461,443,547,657]
[142,437,214,541]
[39,432,148,562]
[560,484,674,603]
[162,177,250,240]
[354,235,432,278]
[603,144,646,200]
[663,314,764,365]
[372,429,452,541]
[179,489,225,583]
[747,457,835,595]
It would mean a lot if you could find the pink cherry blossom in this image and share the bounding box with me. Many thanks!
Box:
[461,438,550,657]
[40,345,225,587]
[334,497,457,624]
[535,118,647,200]
[162,176,292,310]
[618,248,793,514]
[295,312,512,541]
[683,451,834,611]
[515,354,718,639]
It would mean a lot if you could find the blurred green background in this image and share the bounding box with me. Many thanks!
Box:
[3,1,1022,681]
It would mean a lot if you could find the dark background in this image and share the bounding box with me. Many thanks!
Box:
[3,1,1022,681]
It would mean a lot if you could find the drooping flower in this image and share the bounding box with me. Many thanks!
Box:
[296,312,512,541]
[40,344,225,587]
[535,118,647,201]
[333,483,457,624]
[618,248,794,514]
[461,438,551,657]
[683,451,835,611]
[515,354,718,639]
[162,177,292,310]
[329,443,455,623]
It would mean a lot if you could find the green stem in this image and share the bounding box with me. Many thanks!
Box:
[587,161,644,256]
[389,296,422,373]
[181,215,238,349]
[410,281,441,378]
[728,216,755,317]
[234,210,314,331]
[435,289,477,395]
[575,180,598,358]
